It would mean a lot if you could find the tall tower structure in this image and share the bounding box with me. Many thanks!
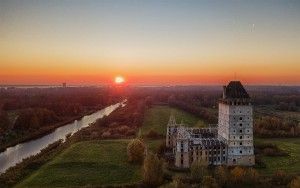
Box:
[218,81,255,166]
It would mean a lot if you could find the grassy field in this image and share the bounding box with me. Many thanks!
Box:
[142,105,206,136]
[16,105,300,187]
[255,137,300,175]
[16,140,142,187]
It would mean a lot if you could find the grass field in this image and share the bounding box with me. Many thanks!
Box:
[142,105,206,136]
[255,137,300,175]
[16,140,142,187]
[16,105,300,187]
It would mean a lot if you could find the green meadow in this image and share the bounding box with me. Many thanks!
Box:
[142,105,206,136]
[255,138,300,175]
[16,140,142,187]
[16,105,300,187]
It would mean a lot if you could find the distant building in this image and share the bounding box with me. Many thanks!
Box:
[62,83,67,88]
[166,81,255,168]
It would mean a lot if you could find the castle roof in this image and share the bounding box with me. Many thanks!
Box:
[224,81,249,99]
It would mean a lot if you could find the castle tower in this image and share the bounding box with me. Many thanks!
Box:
[166,114,177,148]
[218,81,255,166]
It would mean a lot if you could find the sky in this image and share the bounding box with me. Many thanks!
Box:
[0,0,299,85]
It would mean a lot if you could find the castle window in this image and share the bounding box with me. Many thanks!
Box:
[239,117,243,120]
[240,130,242,133]
[240,142,242,146]
[239,123,242,127]
[223,156,225,161]
[240,150,242,154]
[233,136,235,139]
[233,159,236,163]
[240,136,243,139]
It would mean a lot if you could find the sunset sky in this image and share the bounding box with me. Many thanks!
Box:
[0,0,299,85]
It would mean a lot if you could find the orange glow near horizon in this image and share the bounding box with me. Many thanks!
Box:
[0,1,299,85]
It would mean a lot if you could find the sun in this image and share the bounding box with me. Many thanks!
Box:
[114,76,125,84]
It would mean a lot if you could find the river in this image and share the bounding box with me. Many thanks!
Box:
[0,101,125,173]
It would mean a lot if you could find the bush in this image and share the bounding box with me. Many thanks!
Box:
[127,138,145,164]
[146,129,161,139]
[101,131,111,138]
[202,176,218,188]
[271,170,292,186]
[190,160,208,182]
[229,166,245,185]
[289,176,300,188]
[244,168,259,185]
[214,166,227,187]
[143,152,163,186]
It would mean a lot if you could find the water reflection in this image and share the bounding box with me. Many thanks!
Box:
[0,101,124,173]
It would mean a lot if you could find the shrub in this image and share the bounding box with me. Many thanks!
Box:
[289,176,300,188]
[143,152,164,186]
[101,131,111,138]
[146,129,161,139]
[244,168,259,185]
[229,166,245,185]
[190,160,208,182]
[202,176,218,188]
[127,138,145,164]
[271,170,292,186]
[214,166,227,187]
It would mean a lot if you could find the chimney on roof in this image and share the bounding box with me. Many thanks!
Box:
[223,86,226,99]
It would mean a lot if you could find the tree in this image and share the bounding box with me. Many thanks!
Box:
[214,166,227,187]
[245,168,259,185]
[190,159,208,182]
[271,170,291,186]
[289,176,300,188]
[143,152,164,186]
[229,166,245,185]
[0,110,10,132]
[202,176,218,188]
[127,138,145,164]
[165,176,188,188]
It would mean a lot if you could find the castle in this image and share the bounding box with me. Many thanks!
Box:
[166,81,255,168]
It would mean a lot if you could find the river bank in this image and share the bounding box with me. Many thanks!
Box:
[0,102,124,174]
[0,107,106,153]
